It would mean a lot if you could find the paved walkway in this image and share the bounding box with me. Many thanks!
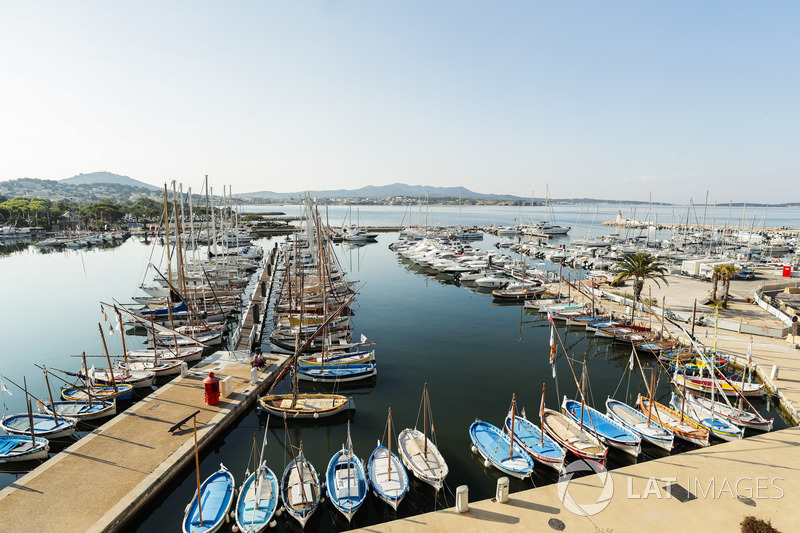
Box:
[0,351,289,532]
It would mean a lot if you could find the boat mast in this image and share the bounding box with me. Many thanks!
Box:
[540,383,546,446]
[192,414,203,525]
[509,394,516,460]
[42,365,59,424]
[647,367,655,427]
[163,185,172,286]
[81,352,93,406]
[25,378,35,447]
[423,383,429,458]
[98,323,119,394]
[387,407,393,481]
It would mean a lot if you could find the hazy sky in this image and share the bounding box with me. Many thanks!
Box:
[1,2,797,203]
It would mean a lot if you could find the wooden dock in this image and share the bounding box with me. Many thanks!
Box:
[233,246,278,351]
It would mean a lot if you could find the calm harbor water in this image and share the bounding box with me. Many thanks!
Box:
[0,204,795,532]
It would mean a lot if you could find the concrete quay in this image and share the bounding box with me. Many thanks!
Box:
[0,351,290,532]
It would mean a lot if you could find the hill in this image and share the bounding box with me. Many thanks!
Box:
[61,172,160,191]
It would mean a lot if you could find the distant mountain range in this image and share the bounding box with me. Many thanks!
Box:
[243,183,522,201]
[2,172,798,206]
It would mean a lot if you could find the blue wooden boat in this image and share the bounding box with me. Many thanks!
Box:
[61,384,134,402]
[326,423,367,522]
[296,363,377,383]
[0,413,77,439]
[606,398,674,451]
[503,411,565,472]
[469,419,535,479]
[182,464,235,533]
[234,463,279,533]
[670,393,743,442]
[0,435,49,463]
[562,398,641,457]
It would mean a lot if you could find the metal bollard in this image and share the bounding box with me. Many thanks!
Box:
[180,361,189,377]
[253,303,260,324]
[771,365,780,380]
[496,477,510,503]
[260,281,266,297]
[251,367,259,385]
[456,485,469,513]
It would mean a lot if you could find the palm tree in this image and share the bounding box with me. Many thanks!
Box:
[611,252,669,315]
[711,266,721,300]
[718,264,739,308]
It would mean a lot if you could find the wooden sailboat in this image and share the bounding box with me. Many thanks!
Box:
[234,424,279,533]
[182,411,235,533]
[606,398,674,452]
[280,418,321,527]
[504,387,565,472]
[470,394,536,479]
[397,383,449,490]
[637,394,710,447]
[369,408,410,510]
[326,421,368,522]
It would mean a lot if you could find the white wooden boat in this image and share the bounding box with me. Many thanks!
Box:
[281,444,320,527]
[397,384,448,491]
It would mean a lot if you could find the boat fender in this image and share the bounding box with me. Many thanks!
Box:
[484,459,491,468]
[225,513,230,523]
[471,445,478,453]
[269,520,277,528]
[276,507,283,516]
[232,526,239,533]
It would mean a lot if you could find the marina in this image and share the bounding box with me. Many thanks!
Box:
[0,203,798,532]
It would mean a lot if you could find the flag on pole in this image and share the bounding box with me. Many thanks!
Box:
[360,333,367,344]
[0,377,11,396]
[549,324,556,378]
[109,323,115,335]
[629,349,635,371]
[747,338,753,366]
[547,311,553,324]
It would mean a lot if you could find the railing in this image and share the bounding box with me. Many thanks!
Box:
[755,281,800,328]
